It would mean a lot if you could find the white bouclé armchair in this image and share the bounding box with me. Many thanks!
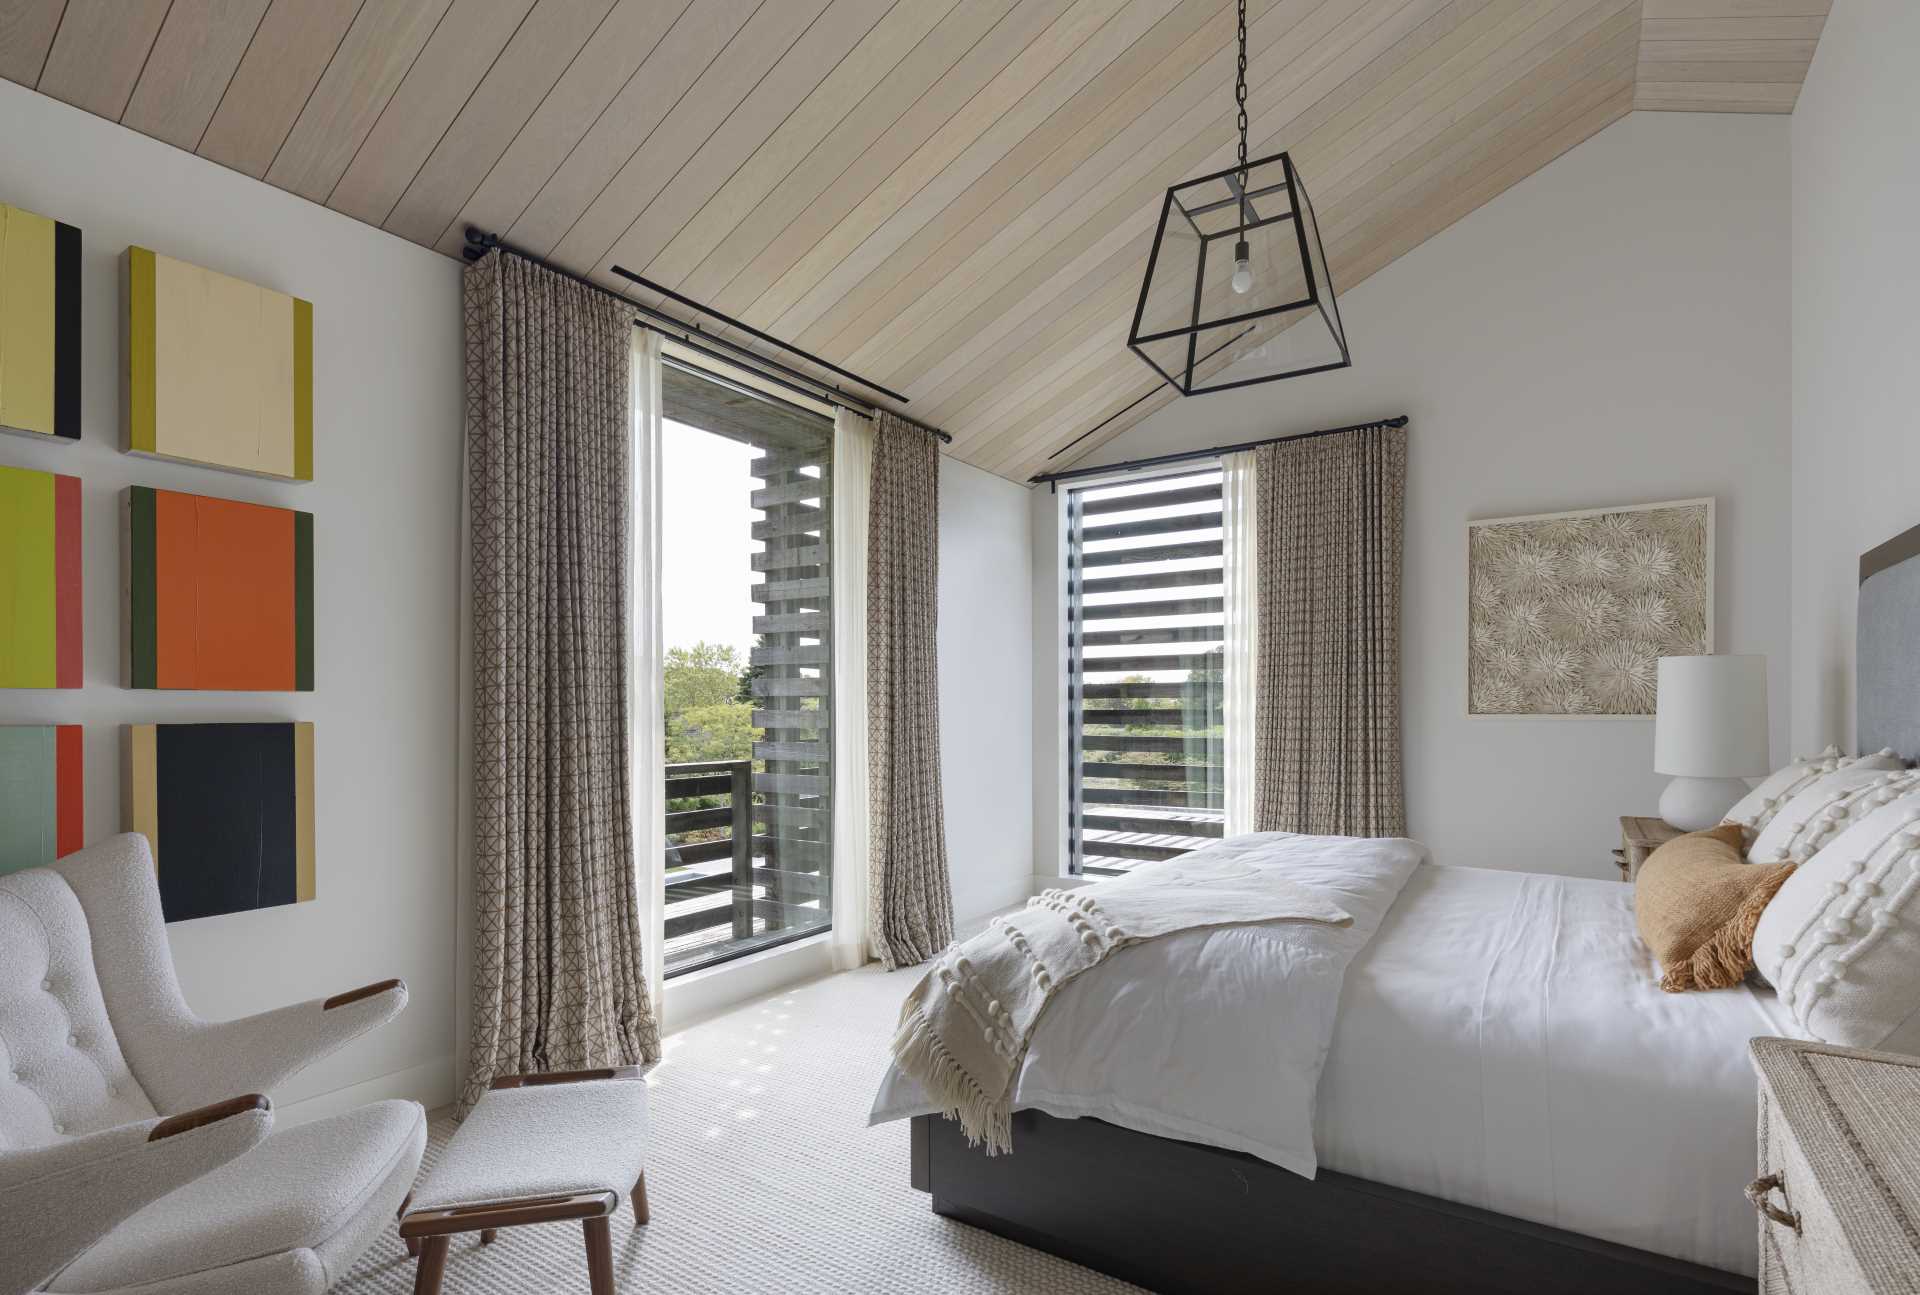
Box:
[0,834,426,1295]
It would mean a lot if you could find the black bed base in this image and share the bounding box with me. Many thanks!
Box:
[911,1113,1754,1295]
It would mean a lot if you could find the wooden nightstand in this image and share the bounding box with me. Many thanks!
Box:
[1616,815,1683,881]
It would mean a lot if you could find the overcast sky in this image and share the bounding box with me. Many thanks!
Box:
[661,419,759,663]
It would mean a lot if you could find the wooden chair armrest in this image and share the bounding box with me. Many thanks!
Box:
[489,1066,644,1090]
[323,978,404,1010]
[149,1094,271,1142]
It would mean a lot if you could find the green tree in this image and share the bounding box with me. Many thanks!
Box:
[735,635,767,704]
[665,642,746,714]
[663,643,762,850]
[667,702,758,765]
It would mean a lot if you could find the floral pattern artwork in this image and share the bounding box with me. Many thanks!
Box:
[1468,499,1712,716]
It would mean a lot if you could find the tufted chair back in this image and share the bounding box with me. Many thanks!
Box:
[0,866,158,1151]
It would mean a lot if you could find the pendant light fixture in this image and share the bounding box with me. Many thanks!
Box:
[1127,0,1350,396]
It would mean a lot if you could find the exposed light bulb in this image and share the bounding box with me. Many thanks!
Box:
[1230,237,1252,294]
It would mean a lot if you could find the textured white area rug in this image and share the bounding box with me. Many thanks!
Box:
[334,966,1139,1294]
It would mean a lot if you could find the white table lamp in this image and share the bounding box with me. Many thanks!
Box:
[1654,654,1770,831]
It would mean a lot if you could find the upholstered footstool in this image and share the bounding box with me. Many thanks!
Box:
[398,1068,649,1295]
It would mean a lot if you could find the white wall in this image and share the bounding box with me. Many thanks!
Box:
[940,458,1036,917]
[0,81,464,1115]
[1788,0,1920,755]
[1032,112,1793,878]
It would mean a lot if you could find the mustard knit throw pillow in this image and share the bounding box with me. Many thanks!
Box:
[1635,823,1796,993]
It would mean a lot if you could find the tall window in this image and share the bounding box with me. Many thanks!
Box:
[660,360,833,974]
[1067,468,1225,875]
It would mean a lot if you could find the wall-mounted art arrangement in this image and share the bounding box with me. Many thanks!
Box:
[0,464,82,689]
[124,486,313,690]
[128,721,315,922]
[127,246,312,481]
[1467,498,1713,717]
[0,201,81,441]
[0,724,83,875]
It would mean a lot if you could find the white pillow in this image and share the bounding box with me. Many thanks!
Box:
[1754,787,1920,1053]
[1723,746,1904,844]
[1749,767,1920,864]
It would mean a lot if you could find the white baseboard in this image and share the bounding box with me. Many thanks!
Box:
[277,1054,456,1126]
[1033,872,1091,892]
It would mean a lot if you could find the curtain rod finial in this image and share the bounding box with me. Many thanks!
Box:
[463,227,501,263]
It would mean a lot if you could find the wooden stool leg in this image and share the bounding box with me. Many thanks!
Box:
[480,1228,497,1245]
[412,1236,450,1295]
[398,1193,419,1258]
[584,1216,614,1295]
[630,1173,650,1225]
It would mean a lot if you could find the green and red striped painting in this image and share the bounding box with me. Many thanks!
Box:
[126,486,313,690]
[0,725,83,874]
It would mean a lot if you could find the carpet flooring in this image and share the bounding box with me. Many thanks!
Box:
[335,966,1141,1294]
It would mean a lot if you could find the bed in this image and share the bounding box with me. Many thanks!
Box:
[884,521,1920,1294]
[881,864,1773,1292]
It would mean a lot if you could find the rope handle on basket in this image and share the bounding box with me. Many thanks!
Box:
[1746,1173,1802,1232]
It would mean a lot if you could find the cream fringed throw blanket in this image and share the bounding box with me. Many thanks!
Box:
[891,850,1353,1154]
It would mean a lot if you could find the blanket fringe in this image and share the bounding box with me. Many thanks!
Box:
[891,1003,1013,1155]
[1662,864,1796,993]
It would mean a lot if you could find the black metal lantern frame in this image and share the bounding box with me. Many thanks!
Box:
[1126,149,1350,397]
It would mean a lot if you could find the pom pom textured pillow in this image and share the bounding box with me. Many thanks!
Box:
[1723,747,1905,846]
[1635,824,1796,993]
[1749,767,1920,864]
[1754,788,1920,1052]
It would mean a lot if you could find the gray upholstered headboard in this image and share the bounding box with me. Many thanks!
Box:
[1858,522,1920,764]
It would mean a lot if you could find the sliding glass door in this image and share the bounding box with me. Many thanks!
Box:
[1066,468,1226,875]
[659,361,833,974]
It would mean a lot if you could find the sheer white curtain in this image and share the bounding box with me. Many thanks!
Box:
[1222,450,1259,838]
[830,408,874,970]
[631,330,666,1012]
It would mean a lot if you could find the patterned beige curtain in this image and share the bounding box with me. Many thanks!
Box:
[1253,424,1408,837]
[462,252,660,1110]
[866,413,954,969]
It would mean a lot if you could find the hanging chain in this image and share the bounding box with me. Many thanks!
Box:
[1235,0,1249,184]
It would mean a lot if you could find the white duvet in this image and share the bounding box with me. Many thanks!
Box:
[869,831,1427,1178]
[875,852,1784,1276]
[1318,863,1783,1276]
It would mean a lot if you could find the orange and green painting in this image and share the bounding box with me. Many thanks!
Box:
[0,464,82,688]
[126,486,313,690]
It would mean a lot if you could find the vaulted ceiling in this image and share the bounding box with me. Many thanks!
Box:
[1,0,1829,482]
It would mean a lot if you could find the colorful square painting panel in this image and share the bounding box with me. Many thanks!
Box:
[0,725,83,875]
[128,722,315,922]
[0,202,81,441]
[125,487,314,690]
[127,247,312,480]
[0,465,82,688]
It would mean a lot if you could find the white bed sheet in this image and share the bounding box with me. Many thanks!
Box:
[1317,863,1788,1277]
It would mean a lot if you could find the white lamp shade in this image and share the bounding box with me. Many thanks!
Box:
[1654,655,1770,778]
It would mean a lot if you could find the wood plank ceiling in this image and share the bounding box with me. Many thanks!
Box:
[1,0,1830,482]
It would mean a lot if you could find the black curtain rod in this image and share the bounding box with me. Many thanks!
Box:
[608,264,910,405]
[462,229,951,444]
[1028,415,1409,488]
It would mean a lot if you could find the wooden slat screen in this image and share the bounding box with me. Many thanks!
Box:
[1068,468,1226,876]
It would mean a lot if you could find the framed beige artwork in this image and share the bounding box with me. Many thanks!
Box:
[126,247,312,481]
[1467,498,1713,717]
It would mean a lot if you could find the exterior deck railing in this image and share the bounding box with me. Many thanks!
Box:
[663,758,828,974]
